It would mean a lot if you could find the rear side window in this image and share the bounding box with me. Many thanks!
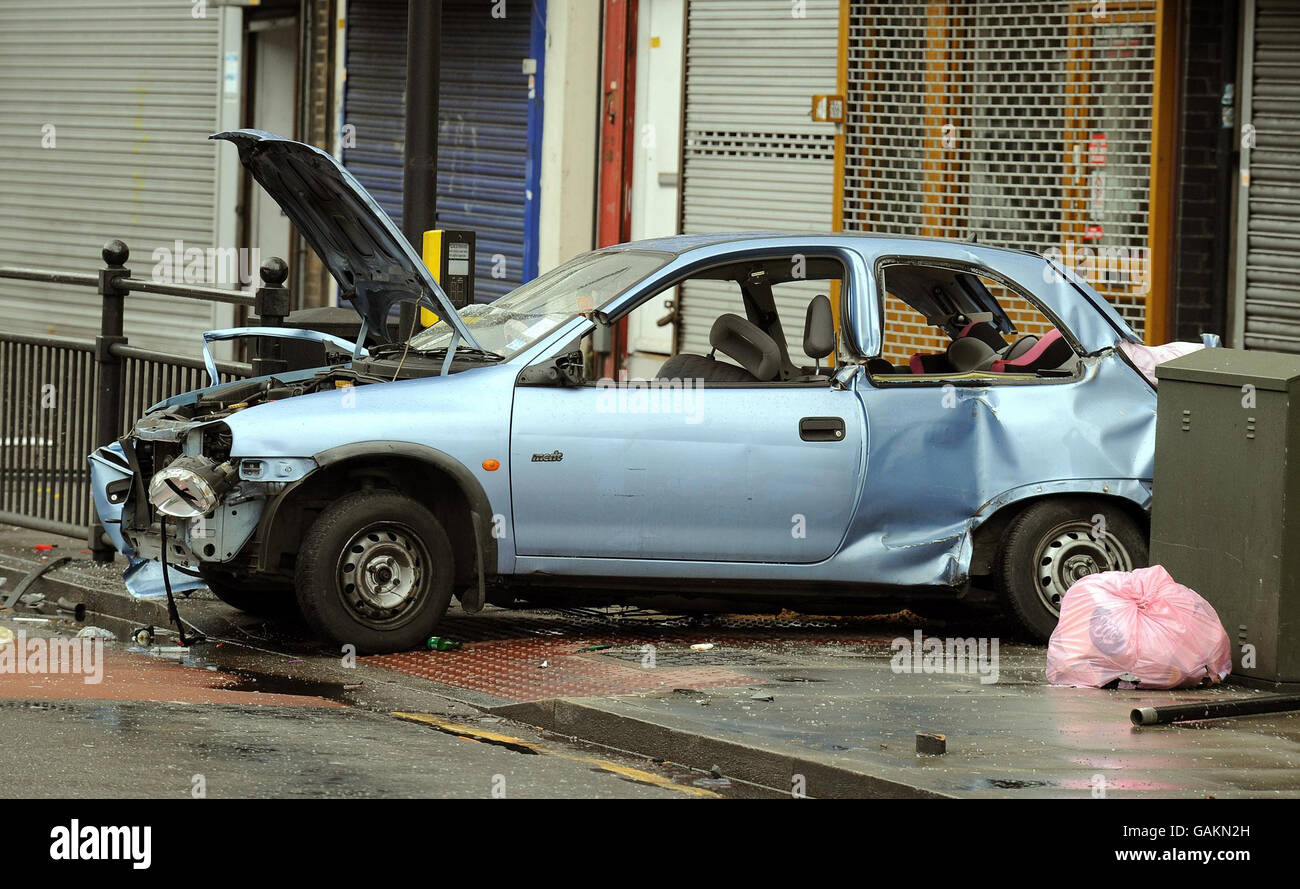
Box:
[874,261,1068,380]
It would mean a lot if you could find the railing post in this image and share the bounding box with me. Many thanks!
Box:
[91,239,129,563]
[251,256,289,378]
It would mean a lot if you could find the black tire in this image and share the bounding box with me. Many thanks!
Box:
[198,568,298,618]
[996,498,1148,643]
[294,489,455,653]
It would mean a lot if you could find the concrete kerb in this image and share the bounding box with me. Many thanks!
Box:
[495,697,952,799]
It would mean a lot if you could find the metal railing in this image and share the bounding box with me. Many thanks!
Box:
[0,239,293,556]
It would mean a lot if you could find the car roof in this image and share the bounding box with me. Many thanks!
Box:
[596,231,1138,356]
[601,231,1046,265]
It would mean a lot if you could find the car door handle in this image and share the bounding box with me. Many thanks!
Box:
[800,416,845,442]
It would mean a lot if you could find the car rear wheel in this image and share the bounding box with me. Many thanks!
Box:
[294,489,455,653]
[198,568,298,618]
[997,498,1148,643]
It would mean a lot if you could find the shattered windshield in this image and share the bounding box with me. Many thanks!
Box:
[407,249,672,359]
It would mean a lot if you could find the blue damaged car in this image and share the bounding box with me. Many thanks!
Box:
[89,130,1157,652]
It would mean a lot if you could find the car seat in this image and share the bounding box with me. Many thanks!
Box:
[656,314,783,382]
[990,328,1076,373]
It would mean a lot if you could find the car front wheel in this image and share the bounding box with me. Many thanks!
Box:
[294,489,455,653]
[997,498,1148,643]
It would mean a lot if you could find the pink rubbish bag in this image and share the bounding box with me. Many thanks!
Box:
[1046,565,1232,689]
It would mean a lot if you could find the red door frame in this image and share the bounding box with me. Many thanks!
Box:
[596,0,637,378]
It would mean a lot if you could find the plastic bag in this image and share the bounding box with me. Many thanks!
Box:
[1046,565,1232,689]
[1118,340,1204,386]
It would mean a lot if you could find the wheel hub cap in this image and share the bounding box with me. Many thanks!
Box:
[1034,521,1133,616]
[339,524,426,615]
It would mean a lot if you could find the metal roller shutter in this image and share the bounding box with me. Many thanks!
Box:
[843,0,1157,341]
[678,0,839,364]
[0,0,229,356]
[342,0,539,302]
[341,0,407,221]
[1238,0,1300,353]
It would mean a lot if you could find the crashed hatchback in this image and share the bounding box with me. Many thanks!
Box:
[91,130,1159,653]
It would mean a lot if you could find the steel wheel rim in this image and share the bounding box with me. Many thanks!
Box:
[336,521,431,628]
[1033,520,1133,617]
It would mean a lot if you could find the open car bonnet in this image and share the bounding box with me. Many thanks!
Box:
[211,129,479,348]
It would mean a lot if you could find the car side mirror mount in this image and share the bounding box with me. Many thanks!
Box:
[831,364,861,390]
[518,350,586,387]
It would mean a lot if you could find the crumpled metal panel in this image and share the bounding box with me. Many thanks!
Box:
[839,353,1156,587]
[87,443,205,599]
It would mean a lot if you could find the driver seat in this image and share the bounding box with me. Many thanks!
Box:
[656,314,783,382]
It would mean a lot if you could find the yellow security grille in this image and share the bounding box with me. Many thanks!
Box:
[843,0,1157,360]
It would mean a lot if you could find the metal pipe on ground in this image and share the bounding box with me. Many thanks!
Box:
[1131,695,1300,726]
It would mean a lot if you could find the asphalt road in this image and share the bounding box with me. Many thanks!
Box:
[0,612,724,799]
[0,698,702,799]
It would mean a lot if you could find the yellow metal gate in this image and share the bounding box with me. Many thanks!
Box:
[840,0,1166,361]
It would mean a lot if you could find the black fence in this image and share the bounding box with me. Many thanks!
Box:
[0,240,293,557]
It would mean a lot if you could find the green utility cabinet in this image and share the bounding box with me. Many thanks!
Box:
[1151,348,1300,685]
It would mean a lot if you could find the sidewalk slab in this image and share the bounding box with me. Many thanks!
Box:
[501,646,1300,799]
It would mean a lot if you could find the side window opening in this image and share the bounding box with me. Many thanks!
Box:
[871,262,1076,381]
[654,255,845,385]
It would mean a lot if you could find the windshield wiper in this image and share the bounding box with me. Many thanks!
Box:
[417,346,504,361]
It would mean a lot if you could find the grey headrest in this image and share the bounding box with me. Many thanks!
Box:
[947,336,999,372]
[709,314,782,381]
[1003,335,1039,360]
[803,294,835,360]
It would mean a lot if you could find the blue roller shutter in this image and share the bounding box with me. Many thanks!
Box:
[342,0,541,302]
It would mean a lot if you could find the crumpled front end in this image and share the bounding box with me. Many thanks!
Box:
[88,373,336,597]
[88,442,206,599]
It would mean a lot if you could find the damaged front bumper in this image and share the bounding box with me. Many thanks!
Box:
[88,420,315,598]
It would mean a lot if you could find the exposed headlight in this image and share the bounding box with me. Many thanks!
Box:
[148,456,237,518]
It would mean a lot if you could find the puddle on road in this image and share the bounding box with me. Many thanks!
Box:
[985,778,1051,790]
[772,675,827,683]
[219,670,356,704]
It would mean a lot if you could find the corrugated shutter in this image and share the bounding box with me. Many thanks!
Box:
[0,0,227,356]
[1240,0,1300,352]
[843,0,1157,339]
[341,0,407,221]
[342,0,537,302]
[678,0,838,363]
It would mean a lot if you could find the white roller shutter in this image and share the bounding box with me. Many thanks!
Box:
[0,0,230,356]
[678,0,838,363]
[1237,0,1300,353]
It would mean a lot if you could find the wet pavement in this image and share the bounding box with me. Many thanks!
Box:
[3,525,1299,799]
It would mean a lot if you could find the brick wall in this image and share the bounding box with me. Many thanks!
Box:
[298,0,337,308]
[1172,0,1235,342]
[880,287,1057,365]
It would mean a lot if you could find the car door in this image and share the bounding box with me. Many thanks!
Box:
[509,380,865,563]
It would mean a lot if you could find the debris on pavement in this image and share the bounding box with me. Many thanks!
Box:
[1,556,73,609]
[690,643,715,651]
[916,732,947,756]
[75,626,116,640]
[1131,693,1300,726]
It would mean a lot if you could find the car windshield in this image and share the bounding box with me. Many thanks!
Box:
[407,249,672,359]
